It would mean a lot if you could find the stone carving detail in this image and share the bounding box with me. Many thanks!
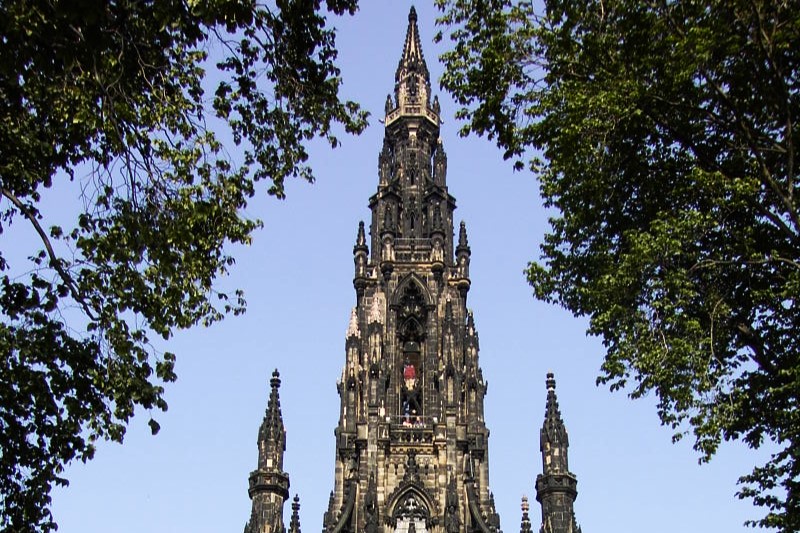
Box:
[444,477,460,533]
[397,283,426,342]
[364,474,379,533]
[242,11,583,533]
[403,451,421,483]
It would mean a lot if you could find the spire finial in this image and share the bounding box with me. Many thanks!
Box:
[409,5,417,22]
[457,221,470,250]
[540,372,569,475]
[546,371,556,392]
[520,495,532,533]
[543,372,565,437]
[255,368,287,475]
[288,494,302,533]
[261,369,284,445]
[356,221,367,247]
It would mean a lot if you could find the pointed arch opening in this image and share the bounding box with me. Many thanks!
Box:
[391,276,432,423]
[387,486,434,533]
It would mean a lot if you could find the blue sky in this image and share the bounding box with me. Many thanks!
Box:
[48,3,772,532]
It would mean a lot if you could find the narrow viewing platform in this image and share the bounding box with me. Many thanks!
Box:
[379,415,438,444]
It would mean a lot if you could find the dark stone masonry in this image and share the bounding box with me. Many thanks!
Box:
[242,8,582,533]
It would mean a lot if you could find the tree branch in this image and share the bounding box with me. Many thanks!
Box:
[1,187,97,320]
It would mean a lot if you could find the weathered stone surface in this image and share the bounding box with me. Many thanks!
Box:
[241,9,583,533]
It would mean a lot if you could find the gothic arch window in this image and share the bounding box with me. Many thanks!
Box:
[392,492,429,533]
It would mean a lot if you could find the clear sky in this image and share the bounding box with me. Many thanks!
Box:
[49,3,773,532]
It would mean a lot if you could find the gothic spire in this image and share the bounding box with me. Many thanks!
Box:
[535,373,581,533]
[247,370,290,533]
[388,6,436,121]
[395,6,430,90]
[541,372,568,457]
[258,369,286,466]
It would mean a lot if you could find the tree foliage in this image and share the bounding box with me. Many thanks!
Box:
[0,1,367,530]
[438,0,799,530]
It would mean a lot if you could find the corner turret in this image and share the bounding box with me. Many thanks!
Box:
[354,221,369,296]
[455,222,471,299]
[245,370,291,533]
[535,373,582,533]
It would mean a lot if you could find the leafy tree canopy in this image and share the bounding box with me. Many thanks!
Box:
[0,0,367,530]
[437,0,799,530]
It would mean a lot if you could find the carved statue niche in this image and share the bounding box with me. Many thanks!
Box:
[408,74,418,100]
[444,477,460,533]
[432,201,442,230]
[396,282,427,424]
[364,474,379,533]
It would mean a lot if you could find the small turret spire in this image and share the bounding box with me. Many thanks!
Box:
[355,221,367,249]
[246,369,290,533]
[258,369,286,465]
[457,221,470,252]
[288,494,302,533]
[535,373,581,533]
[542,372,568,459]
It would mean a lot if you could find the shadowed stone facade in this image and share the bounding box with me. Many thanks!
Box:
[242,9,583,533]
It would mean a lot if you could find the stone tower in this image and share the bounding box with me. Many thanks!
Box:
[320,8,499,533]
[242,9,582,533]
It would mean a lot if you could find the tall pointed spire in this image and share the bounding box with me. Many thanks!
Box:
[395,6,430,88]
[386,6,438,125]
[246,370,291,533]
[535,373,581,533]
